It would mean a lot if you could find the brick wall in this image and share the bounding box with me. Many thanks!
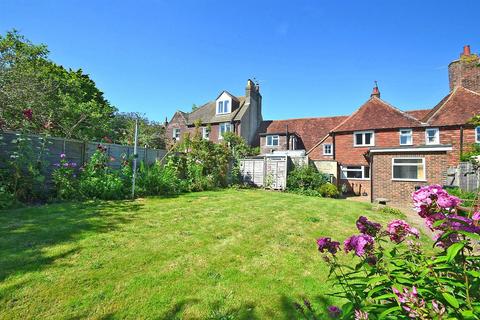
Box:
[308,136,335,161]
[339,179,371,196]
[371,152,448,204]
[260,135,288,154]
[334,127,470,167]
[448,58,480,93]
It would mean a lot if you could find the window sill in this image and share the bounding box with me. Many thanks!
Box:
[392,179,427,182]
[341,178,371,181]
[353,145,375,148]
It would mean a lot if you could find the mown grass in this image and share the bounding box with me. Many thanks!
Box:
[0,189,413,319]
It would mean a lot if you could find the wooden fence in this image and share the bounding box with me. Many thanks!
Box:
[0,131,166,181]
[239,155,288,190]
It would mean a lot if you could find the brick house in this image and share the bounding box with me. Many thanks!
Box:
[166,79,262,147]
[256,45,480,203]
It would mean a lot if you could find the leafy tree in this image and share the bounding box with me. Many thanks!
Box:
[109,112,166,149]
[0,30,116,140]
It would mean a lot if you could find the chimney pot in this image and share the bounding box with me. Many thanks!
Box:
[462,45,471,57]
[371,81,380,98]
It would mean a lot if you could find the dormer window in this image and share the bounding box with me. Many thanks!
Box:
[217,100,230,114]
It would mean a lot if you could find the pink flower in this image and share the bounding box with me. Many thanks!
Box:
[387,220,419,243]
[344,234,374,257]
[473,212,480,221]
[317,237,340,255]
[356,216,382,237]
[392,286,426,318]
[327,306,342,318]
[60,153,66,159]
[354,310,369,320]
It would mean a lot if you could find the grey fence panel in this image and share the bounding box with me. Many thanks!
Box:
[1,131,166,182]
[457,162,479,192]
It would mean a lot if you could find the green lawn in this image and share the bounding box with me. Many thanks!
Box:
[0,189,406,319]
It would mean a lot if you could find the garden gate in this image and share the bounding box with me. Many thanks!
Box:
[239,155,288,190]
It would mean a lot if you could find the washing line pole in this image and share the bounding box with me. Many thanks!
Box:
[131,118,139,199]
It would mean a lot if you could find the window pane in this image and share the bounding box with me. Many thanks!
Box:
[355,134,363,145]
[347,170,363,179]
[394,159,422,164]
[218,101,223,113]
[267,136,271,145]
[224,100,229,113]
[364,166,370,178]
[346,166,362,170]
[393,165,418,179]
[364,133,372,145]
[476,127,480,142]
[400,135,411,145]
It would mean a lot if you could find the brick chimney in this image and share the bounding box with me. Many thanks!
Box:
[370,81,380,98]
[448,45,480,93]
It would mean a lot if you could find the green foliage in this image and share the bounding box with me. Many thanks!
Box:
[135,160,182,196]
[378,206,406,217]
[460,143,480,162]
[445,186,477,207]
[0,29,116,141]
[51,155,79,200]
[77,149,130,200]
[109,112,166,149]
[0,184,17,209]
[287,164,329,191]
[309,187,480,319]
[319,182,339,198]
[1,132,50,203]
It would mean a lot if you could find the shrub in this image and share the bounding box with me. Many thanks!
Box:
[287,164,329,191]
[378,206,406,218]
[135,160,182,196]
[78,147,128,200]
[51,153,79,200]
[0,184,17,209]
[318,182,339,198]
[287,188,322,197]
[303,185,480,319]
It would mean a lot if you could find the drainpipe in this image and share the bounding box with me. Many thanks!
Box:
[460,126,464,159]
[332,133,336,160]
[370,154,374,203]
[286,125,289,150]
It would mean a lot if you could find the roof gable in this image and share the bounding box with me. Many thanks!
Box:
[332,97,423,132]
[260,116,348,151]
[422,87,480,126]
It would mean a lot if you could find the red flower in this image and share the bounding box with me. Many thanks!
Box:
[23,108,33,120]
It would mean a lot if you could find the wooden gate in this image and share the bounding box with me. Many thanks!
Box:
[239,156,288,190]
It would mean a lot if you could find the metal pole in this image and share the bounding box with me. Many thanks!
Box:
[132,119,139,199]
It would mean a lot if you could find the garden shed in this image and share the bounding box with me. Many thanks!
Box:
[239,155,288,190]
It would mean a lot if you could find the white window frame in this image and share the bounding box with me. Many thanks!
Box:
[392,157,426,182]
[476,126,480,143]
[399,129,413,146]
[425,128,440,145]
[353,131,375,147]
[266,135,280,147]
[219,122,232,139]
[216,100,230,115]
[323,143,333,155]
[340,165,370,180]
[202,127,209,140]
[173,128,181,140]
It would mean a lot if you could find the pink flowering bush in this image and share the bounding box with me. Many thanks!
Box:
[51,153,78,200]
[300,185,480,319]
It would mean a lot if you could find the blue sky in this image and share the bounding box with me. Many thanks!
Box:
[1,0,479,122]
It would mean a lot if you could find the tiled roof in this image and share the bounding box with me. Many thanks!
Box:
[422,87,480,126]
[180,95,246,125]
[260,116,348,151]
[405,109,430,120]
[331,97,423,132]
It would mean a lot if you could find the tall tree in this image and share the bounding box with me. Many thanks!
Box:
[0,30,117,140]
